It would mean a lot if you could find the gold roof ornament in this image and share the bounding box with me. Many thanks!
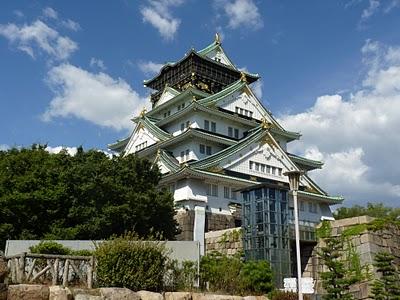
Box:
[261,117,272,129]
[156,148,161,157]
[215,32,221,45]
[140,107,147,118]
[192,95,197,102]
[240,71,247,83]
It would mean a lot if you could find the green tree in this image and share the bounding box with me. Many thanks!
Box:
[0,145,178,248]
[319,236,355,300]
[371,252,400,300]
[334,203,400,220]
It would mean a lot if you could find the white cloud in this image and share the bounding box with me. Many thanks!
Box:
[61,19,81,31]
[138,60,163,76]
[90,57,106,70]
[42,7,58,20]
[0,20,78,60]
[42,64,148,131]
[279,40,400,206]
[215,0,263,30]
[361,0,380,20]
[140,0,185,40]
[45,145,78,156]
[13,10,24,18]
[0,144,10,151]
[251,79,263,99]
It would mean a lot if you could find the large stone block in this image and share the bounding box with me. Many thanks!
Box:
[7,284,50,300]
[74,295,103,300]
[192,293,246,300]
[100,287,140,300]
[49,286,73,300]
[137,290,163,300]
[164,292,191,300]
[0,283,6,300]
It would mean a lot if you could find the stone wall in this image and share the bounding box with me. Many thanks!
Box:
[4,284,268,300]
[175,210,239,241]
[303,216,400,300]
[205,228,243,256]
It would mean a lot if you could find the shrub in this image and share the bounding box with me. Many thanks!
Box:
[241,260,274,294]
[29,241,72,255]
[200,252,243,294]
[165,259,198,291]
[200,252,274,295]
[94,232,168,292]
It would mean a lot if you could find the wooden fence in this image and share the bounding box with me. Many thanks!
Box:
[5,252,94,288]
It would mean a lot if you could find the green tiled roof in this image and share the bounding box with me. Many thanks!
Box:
[287,153,323,170]
[131,115,172,142]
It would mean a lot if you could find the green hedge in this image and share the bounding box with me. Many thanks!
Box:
[94,233,168,292]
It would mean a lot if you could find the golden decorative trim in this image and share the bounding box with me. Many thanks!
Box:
[140,107,147,118]
[261,117,273,129]
[240,71,247,83]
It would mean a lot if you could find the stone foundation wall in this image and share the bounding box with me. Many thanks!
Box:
[3,284,268,300]
[304,216,400,300]
[205,228,243,256]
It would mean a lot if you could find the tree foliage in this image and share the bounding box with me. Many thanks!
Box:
[0,145,177,247]
[371,252,400,300]
[334,203,400,220]
[200,252,274,295]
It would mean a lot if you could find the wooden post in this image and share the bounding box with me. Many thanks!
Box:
[19,252,26,282]
[11,258,17,283]
[53,258,59,285]
[87,256,94,289]
[62,259,69,287]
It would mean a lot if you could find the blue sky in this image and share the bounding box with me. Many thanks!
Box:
[1,0,400,206]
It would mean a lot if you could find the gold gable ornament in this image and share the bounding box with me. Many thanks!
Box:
[261,117,273,130]
[140,107,147,118]
[207,166,225,174]
[240,71,247,83]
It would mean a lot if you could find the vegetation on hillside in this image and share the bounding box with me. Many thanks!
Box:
[334,203,400,220]
[0,145,178,248]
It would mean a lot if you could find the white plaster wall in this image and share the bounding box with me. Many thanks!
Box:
[124,127,158,155]
[218,90,269,122]
[155,89,177,107]
[172,178,242,215]
[162,115,193,136]
[167,141,199,163]
[191,111,251,138]
[225,142,291,184]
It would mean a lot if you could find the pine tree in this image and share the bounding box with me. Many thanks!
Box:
[319,236,355,300]
[371,252,400,300]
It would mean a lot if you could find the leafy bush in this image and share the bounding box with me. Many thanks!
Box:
[165,260,198,291]
[200,252,243,294]
[94,233,168,292]
[241,260,274,294]
[200,252,274,295]
[29,241,72,255]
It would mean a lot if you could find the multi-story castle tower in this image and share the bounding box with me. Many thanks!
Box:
[109,35,343,258]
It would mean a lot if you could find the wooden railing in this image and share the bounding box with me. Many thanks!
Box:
[5,253,94,288]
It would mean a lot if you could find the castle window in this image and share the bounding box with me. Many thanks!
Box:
[204,120,209,131]
[234,128,239,139]
[180,123,184,131]
[224,186,230,199]
[228,127,233,137]
[206,183,218,197]
[211,122,216,132]
[206,146,212,155]
[199,144,205,154]
[186,120,190,128]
